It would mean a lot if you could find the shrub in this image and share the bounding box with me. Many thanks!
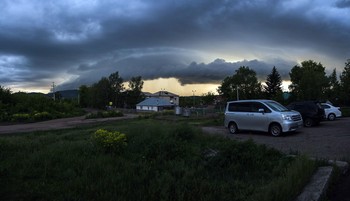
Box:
[91,129,127,153]
[11,113,31,122]
[33,112,53,121]
[0,111,10,122]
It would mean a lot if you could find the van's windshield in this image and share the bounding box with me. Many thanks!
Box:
[265,101,290,112]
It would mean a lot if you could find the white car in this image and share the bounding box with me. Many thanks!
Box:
[321,103,342,121]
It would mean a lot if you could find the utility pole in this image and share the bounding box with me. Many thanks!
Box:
[51,82,56,101]
[236,86,239,100]
[192,89,196,107]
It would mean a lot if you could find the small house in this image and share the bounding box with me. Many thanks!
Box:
[144,90,179,106]
[136,97,175,112]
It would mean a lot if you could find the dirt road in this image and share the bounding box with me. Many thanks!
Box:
[0,114,138,134]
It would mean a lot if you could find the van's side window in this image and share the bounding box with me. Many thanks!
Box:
[251,102,271,113]
[228,103,239,112]
[228,102,252,112]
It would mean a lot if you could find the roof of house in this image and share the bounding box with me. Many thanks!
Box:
[151,91,179,97]
[137,97,174,107]
[142,92,153,97]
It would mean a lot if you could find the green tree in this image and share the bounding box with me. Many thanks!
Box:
[125,76,144,108]
[340,59,350,105]
[0,85,13,121]
[201,91,216,105]
[128,76,144,92]
[179,96,192,107]
[78,85,90,107]
[91,77,112,109]
[0,85,13,105]
[108,72,124,107]
[289,60,328,100]
[264,66,283,101]
[218,66,262,101]
[325,68,341,104]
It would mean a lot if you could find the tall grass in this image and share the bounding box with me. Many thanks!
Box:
[0,119,316,201]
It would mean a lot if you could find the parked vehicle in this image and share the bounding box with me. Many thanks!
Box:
[224,100,303,137]
[286,101,325,127]
[321,103,342,121]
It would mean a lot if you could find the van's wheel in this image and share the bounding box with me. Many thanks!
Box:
[304,118,313,127]
[269,123,282,137]
[228,122,238,134]
[328,113,336,121]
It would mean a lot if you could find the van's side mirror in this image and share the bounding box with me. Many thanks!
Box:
[258,108,265,113]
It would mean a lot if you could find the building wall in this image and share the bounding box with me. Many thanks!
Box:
[136,105,158,112]
[146,91,180,106]
[163,96,179,105]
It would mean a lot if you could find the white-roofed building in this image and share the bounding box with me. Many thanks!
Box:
[144,90,179,106]
[136,97,175,112]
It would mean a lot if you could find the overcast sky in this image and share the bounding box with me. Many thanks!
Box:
[1,0,350,94]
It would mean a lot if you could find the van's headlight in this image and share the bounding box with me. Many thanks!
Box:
[282,114,292,121]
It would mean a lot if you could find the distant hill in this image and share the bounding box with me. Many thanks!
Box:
[47,89,78,99]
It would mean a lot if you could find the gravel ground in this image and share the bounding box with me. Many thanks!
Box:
[202,118,350,201]
[202,117,350,161]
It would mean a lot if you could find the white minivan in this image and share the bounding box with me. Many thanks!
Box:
[224,100,303,136]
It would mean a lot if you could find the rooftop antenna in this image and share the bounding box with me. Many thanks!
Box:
[160,88,165,96]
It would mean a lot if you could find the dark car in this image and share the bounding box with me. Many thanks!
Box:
[286,101,325,127]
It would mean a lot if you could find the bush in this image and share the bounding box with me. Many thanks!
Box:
[11,113,31,122]
[0,111,10,122]
[33,112,53,121]
[91,129,127,153]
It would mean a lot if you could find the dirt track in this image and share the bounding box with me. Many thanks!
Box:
[0,114,138,134]
[202,117,350,161]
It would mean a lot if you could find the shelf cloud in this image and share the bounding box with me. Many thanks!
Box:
[0,0,349,92]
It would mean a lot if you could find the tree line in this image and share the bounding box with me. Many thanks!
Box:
[218,59,350,106]
[2,58,350,116]
[78,72,145,109]
[0,87,82,122]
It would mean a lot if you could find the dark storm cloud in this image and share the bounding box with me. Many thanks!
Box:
[336,0,350,8]
[58,54,297,90]
[0,0,349,91]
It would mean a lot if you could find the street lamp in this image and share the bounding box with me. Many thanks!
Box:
[192,90,196,107]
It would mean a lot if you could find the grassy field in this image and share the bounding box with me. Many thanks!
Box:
[0,118,317,201]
